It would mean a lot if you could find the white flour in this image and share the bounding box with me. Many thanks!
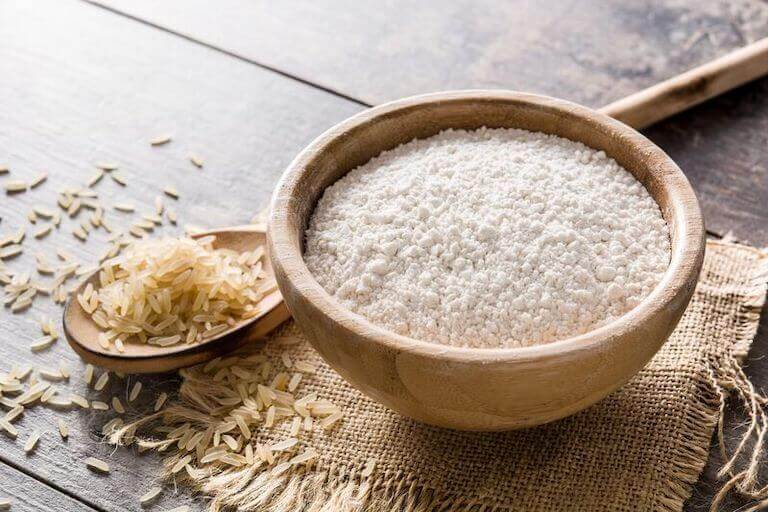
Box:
[304,128,671,348]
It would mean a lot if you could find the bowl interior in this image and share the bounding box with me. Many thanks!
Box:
[271,90,704,356]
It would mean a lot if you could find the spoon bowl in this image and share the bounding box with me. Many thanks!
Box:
[64,225,290,374]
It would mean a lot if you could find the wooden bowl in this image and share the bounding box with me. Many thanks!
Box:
[268,90,705,431]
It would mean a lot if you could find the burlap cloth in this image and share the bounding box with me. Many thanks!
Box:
[131,240,768,511]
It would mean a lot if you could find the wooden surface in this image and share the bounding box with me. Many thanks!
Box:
[645,77,768,247]
[0,0,766,509]
[0,0,358,510]
[601,37,768,129]
[86,0,768,248]
[0,463,94,512]
[269,90,705,431]
[89,0,768,107]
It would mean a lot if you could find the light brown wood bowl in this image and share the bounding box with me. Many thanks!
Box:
[268,90,706,431]
[64,226,290,374]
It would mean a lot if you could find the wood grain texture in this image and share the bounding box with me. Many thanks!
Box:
[601,37,768,129]
[0,463,95,512]
[269,91,705,430]
[0,0,360,509]
[87,0,768,242]
[90,0,768,106]
[646,76,768,246]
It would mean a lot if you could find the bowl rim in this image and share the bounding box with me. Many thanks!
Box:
[268,90,705,365]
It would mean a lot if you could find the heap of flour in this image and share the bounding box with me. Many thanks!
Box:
[304,128,670,348]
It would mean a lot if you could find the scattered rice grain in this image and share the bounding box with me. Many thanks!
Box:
[84,364,94,385]
[111,172,126,186]
[30,335,55,352]
[94,371,109,391]
[58,418,69,439]
[33,225,52,239]
[112,396,125,414]
[139,487,162,505]
[154,392,168,412]
[70,394,89,408]
[4,181,27,193]
[5,406,23,423]
[0,245,22,259]
[84,457,110,473]
[114,203,135,213]
[30,172,47,188]
[72,227,87,241]
[129,381,142,402]
[0,419,18,437]
[91,401,109,411]
[88,170,105,187]
[24,430,40,453]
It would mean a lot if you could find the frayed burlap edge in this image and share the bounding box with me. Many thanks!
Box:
[130,241,768,512]
[621,240,768,512]
[705,243,768,511]
[172,459,525,512]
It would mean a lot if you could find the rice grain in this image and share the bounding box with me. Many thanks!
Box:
[30,336,56,352]
[70,394,89,408]
[111,172,126,186]
[91,401,109,411]
[30,172,47,188]
[139,487,162,505]
[112,397,125,414]
[88,170,105,187]
[84,457,110,473]
[150,135,172,146]
[24,430,40,453]
[154,392,168,412]
[0,419,18,438]
[58,418,69,439]
[4,181,27,193]
[34,225,52,239]
[94,372,109,391]
[114,203,135,213]
[129,381,142,402]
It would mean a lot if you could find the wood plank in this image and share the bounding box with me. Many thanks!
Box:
[0,463,95,512]
[90,0,768,106]
[87,0,768,244]
[0,0,361,509]
[646,76,768,246]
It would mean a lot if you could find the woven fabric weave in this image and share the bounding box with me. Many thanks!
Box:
[132,241,768,511]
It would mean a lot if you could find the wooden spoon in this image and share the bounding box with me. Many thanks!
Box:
[63,225,290,374]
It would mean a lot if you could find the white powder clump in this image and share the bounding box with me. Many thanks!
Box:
[304,128,671,348]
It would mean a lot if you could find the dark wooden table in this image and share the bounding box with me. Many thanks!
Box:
[1,1,766,510]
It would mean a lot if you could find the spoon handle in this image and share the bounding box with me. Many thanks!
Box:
[600,37,768,130]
